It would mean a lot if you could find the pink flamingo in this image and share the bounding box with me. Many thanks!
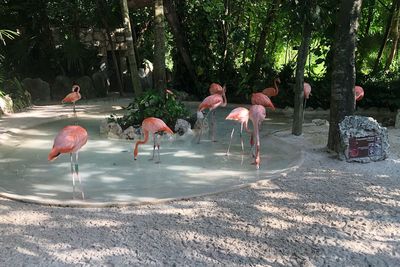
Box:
[251,93,275,110]
[197,86,227,143]
[303,82,312,109]
[209,82,224,95]
[62,84,81,113]
[249,105,266,169]
[262,78,281,97]
[355,85,364,102]
[48,125,88,198]
[134,117,174,163]
[225,107,251,155]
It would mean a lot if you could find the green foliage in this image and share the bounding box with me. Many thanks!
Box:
[109,90,189,130]
[2,77,32,111]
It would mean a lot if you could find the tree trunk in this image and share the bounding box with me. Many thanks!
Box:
[363,0,376,37]
[96,0,124,96]
[292,1,313,136]
[153,0,166,92]
[121,0,143,96]
[385,2,400,70]
[327,0,362,153]
[373,0,398,72]
[164,0,198,86]
[248,0,281,84]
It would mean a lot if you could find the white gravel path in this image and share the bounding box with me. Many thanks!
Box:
[1,104,400,266]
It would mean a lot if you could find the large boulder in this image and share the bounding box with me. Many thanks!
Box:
[76,76,96,99]
[22,78,50,102]
[175,119,191,136]
[339,116,389,163]
[92,71,109,97]
[51,75,72,101]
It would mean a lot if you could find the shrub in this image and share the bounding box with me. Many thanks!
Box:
[109,90,189,130]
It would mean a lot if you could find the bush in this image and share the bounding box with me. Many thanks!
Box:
[109,90,189,130]
[2,77,31,111]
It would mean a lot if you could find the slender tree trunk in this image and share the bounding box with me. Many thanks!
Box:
[153,0,166,92]
[292,1,313,136]
[164,0,198,86]
[96,0,124,96]
[373,0,398,72]
[363,0,376,37]
[248,0,281,84]
[385,3,400,70]
[121,0,143,96]
[327,0,362,153]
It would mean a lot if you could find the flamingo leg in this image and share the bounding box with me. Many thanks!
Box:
[211,110,217,142]
[73,102,76,113]
[240,123,244,153]
[197,110,211,144]
[302,98,307,123]
[226,128,235,156]
[155,134,161,164]
[70,153,76,198]
[150,133,156,161]
[75,151,84,199]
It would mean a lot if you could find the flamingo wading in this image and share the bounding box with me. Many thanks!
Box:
[62,84,81,113]
[48,125,88,198]
[225,107,251,155]
[249,105,266,169]
[197,85,227,143]
[134,117,174,163]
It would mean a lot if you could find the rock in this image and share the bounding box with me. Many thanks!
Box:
[107,122,123,139]
[0,95,14,114]
[339,116,389,163]
[22,78,51,102]
[175,119,191,136]
[99,119,109,134]
[51,75,72,101]
[122,126,136,140]
[395,110,400,129]
[92,71,109,97]
[76,76,96,99]
[312,119,328,126]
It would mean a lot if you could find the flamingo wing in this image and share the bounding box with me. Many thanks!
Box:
[251,93,275,110]
[143,117,173,134]
[262,87,277,97]
[62,92,81,103]
[226,107,249,123]
[198,94,223,112]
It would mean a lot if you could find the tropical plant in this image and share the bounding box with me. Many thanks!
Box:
[109,90,189,130]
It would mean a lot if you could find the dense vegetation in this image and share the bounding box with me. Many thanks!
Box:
[1,0,399,111]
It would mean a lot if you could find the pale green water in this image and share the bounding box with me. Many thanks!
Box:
[0,105,302,206]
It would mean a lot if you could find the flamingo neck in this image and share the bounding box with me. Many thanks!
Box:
[274,79,279,95]
[134,130,149,159]
[221,93,227,107]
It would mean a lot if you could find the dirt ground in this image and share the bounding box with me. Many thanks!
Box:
[0,103,399,266]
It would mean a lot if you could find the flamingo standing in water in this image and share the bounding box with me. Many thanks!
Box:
[197,85,227,143]
[48,125,88,198]
[251,93,275,110]
[249,105,266,169]
[225,107,251,155]
[262,78,281,97]
[62,84,81,113]
[134,117,174,163]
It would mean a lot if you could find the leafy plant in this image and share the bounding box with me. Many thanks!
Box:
[109,90,189,130]
[2,77,31,111]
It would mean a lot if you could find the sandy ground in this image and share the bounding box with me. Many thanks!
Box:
[0,102,400,266]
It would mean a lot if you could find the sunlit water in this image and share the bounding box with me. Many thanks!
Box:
[0,105,302,206]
